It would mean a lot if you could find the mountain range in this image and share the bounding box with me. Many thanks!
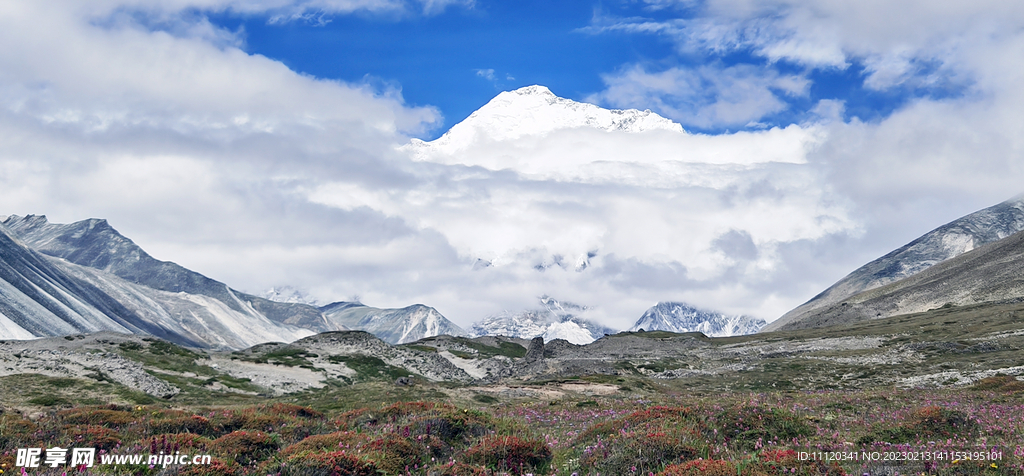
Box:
[321,301,467,345]
[469,296,618,345]
[630,302,765,336]
[766,195,1024,331]
[0,214,743,349]
[0,215,317,349]
[0,215,469,349]
[7,85,1024,350]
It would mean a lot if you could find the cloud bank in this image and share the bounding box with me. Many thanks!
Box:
[2,0,1024,331]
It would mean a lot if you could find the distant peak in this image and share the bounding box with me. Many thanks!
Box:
[1004,193,1024,205]
[405,84,684,159]
[511,85,555,97]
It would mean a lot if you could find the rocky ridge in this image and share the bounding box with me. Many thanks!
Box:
[0,332,179,398]
[0,215,467,348]
[771,227,1024,330]
[767,195,1024,331]
[4,295,1024,398]
[320,302,467,345]
[0,216,315,350]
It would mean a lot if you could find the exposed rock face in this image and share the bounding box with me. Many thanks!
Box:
[401,334,528,382]
[629,302,765,336]
[0,216,316,349]
[772,228,1024,329]
[3,215,329,332]
[0,333,179,398]
[295,331,474,382]
[1,214,471,350]
[767,195,1024,331]
[320,302,466,345]
[524,336,545,362]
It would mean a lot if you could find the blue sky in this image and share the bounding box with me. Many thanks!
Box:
[213,1,674,134]
[2,0,1024,328]
[209,1,964,137]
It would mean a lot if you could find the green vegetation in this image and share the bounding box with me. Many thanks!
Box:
[27,395,71,407]
[473,393,499,404]
[234,346,319,368]
[0,371,1022,475]
[327,354,410,382]
[466,340,528,358]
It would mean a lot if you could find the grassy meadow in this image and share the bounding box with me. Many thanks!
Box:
[0,374,1022,476]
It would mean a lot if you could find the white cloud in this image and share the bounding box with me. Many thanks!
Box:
[587,63,809,129]
[0,3,445,302]
[475,69,496,81]
[4,0,1024,334]
[298,89,854,325]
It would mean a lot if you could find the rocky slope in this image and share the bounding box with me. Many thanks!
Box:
[771,228,1024,330]
[3,215,328,332]
[766,195,1024,331]
[1,214,468,349]
[6,294,1024,398]
[320,302,466,345]
[0,216,317,349]
[629,302,765,336]
[0,332,180,398]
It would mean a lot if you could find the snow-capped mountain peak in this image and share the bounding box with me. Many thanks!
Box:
[261,286,321,306]
[320,302,467,345]
[469,296,615,345]
[629,302,765,337]
[405,85,684,158]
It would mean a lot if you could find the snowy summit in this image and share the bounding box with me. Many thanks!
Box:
[406,85,683,157]
[629,302,765,337]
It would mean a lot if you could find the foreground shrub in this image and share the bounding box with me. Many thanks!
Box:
[263,402,324,419]
[578,406,696,442]
[210,430,279,466]
[175,458,240,476]
[970,375,1024,392]
[742,449,846,476]
[857,405,978,444]
[335,402,495,449]
[59,408,136,427]
[434,461,490,476]
[269,450,379,476]
[713,405,813,450]
[365,434,430,474]
[572,406,705,474]
[0,415,38,449]
[280,431,370,457]
[217,410,293,434]
[579,429,702,475]
[462,435,552,475]
[149,433,212,454]
[67,425,122,451]
[150,415,216,436]
[660,458,736,476]
[407,411,492,446]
